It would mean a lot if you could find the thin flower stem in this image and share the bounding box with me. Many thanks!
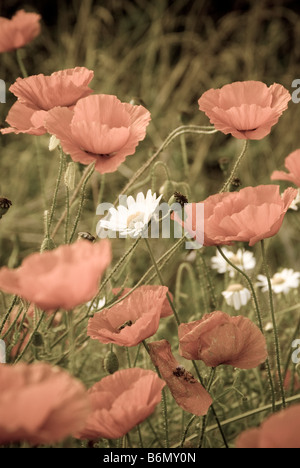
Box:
[198,368,216,448]
[14,311,45,363]
[126,347,132,368]
[220,140,249,193]
[68,164,95,243]
[48,148,65,232]
[143,237,180,325]
[171,394,300,447]
[114,125,217,206]
[137,425,144,448]
[179,415,196,448]
[64,186,70,244]
[34,137,47,209]
[67,310,75,374]
[133,343,142,367]
[51,163,95,239]
[16,49,28,78]
[217,245,276,412]
[261,240,286,409]
[0,295,18,335]
[142,340,169,448]
[180,133,189,179]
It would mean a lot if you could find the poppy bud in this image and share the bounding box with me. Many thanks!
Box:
[40,237,56,252]
[103,351,119,374]
[64,162,76,190]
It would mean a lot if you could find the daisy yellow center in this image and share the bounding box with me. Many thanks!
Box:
[231,254,243,266]
[227,283,244,292]
[127,211,144,227]
[271,276,285,285]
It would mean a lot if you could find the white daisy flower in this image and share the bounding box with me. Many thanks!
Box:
[87,297,106,312]
[211,248,256,278]
[288,189,300,211]
[0,339,6,364]
[99,189,162,238]
[222,283,251,311]
[256,269,300,294]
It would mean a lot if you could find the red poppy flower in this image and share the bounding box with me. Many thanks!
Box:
[172,185,297,247]
[271,149,300,187]
[198,81,291,139]
[0,240,111,311]
[0,10,41,53]
[1,67,94,135]
[236,405,300,448]
[45,94,151,174]
[112,285,173,318]
[148,340,212,416]
[87,285,170,347]
[76,368,165,440]
[0,362,90,445]
[178,311,267,369]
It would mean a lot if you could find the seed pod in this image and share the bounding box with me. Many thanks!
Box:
[32,332,44,347]
[103,351,119,374]
[0,197,12,219]
[64,162,76,190]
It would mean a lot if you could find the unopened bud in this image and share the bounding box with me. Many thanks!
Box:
[49,135,60,151]
[103,351,119,374]
[64,162,76,190]
[40,237,56,252]
[32,332,44,347]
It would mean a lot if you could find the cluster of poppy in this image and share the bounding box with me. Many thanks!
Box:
[0,9,299,448]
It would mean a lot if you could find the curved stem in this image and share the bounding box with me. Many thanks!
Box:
[51,163,95,239]
[114,125,217,206]
[261,240,286,408]
[217,246,276,412]
[144,237,180,325]
[48,148,65,232]
[220,140,249,193]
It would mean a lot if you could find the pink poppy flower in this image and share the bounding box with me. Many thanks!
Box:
[271,149,300,187]
[172,185,297,247]
[112,285,173,318]
[44,94,151,174]
[87,285,170,347]
[0,240,111,311]
[198,81,291,139]
[1,67,94,135]
[0,362,90,445]
[0,10,41,53]
[236,405,300,448]
[76,368,165,440]
[148,340,212,416]
[178,311,267,369]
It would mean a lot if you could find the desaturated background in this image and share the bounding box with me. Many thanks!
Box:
[0,0,300,273]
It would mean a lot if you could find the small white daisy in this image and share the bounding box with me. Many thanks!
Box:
[211,248,256,278]
[222,283,251,311]
[256,269,300,294]
[99,189,162,238]
[87,297,106,311]
[288,189,300,211]
[0,339,6,364]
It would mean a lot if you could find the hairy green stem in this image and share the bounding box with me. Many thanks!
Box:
[261,240,286,408]
[220,140,249,193]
